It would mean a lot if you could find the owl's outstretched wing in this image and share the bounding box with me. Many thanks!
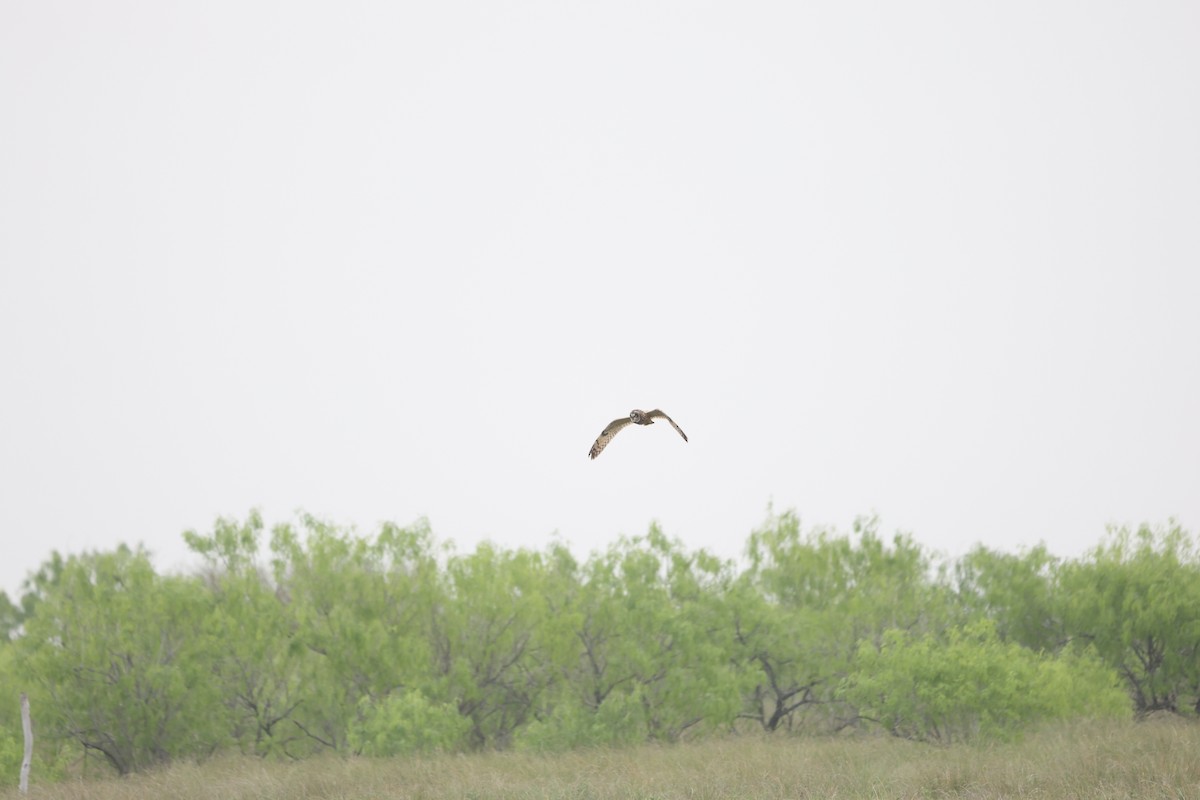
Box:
[646,409,688,443]
[588,417,633,459]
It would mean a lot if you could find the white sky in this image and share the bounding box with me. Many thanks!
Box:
[2,1,1198,597]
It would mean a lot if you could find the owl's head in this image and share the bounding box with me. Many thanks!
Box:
[629,409,644,423]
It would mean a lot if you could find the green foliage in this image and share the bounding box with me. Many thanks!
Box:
[842,620,1129,743]
[516,688,650,751]
[0,644,74,782]
[0,594,21,643]
[553,526,744,744]
[433,541,572,748]
[0,728,17,788]
[738,511,954,732]
[954,544,1065,652]
[1032,647,1133,721]
[1058,522,1200,714]
[186,512,303,757]
[347,690,470,756]
[1,551,69,642]
[266,514,444,754]
[6,510,1194,779]
[0,647,22,780]
[15,545,224,775]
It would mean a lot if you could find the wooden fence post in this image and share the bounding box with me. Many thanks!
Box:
[19,692,32,794]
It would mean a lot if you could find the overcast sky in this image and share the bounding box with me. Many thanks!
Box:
[2,1,1197,596]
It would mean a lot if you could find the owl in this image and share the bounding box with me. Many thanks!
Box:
[588,409,688,459]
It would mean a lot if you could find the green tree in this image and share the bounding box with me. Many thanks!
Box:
[268,515,443,753]
[16,546,224,774]
[432,541,572,749]
[0,592,20,642]
[954,544,1066,652]
[1,551,68,642]
[0,645,24,779]
[1059,522,1200,715]
[185,511,304,757]
[539,526,743,746]
[738,511,951,732]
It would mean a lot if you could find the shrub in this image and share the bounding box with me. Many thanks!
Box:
[842,620,1128,742]
[347,690,470,756]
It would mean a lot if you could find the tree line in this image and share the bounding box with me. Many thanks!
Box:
[0,510,1196,777]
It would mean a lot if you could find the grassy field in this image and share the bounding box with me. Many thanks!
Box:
[5,717,1198,800]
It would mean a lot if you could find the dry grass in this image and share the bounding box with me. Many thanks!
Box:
[6,717,1199,800]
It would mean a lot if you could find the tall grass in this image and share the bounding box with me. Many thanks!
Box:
[5,717,1198,800]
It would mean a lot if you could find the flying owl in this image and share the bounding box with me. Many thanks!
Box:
[588,409,688,459]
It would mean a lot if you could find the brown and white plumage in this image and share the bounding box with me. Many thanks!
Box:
[588,409,688,459]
